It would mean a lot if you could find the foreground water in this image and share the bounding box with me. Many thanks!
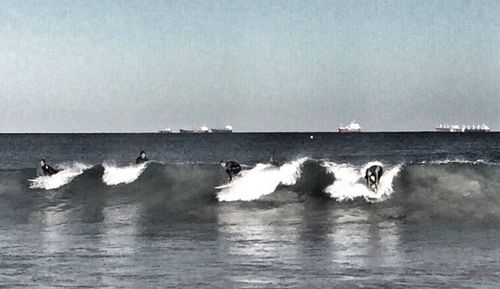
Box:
[0,133,499,288]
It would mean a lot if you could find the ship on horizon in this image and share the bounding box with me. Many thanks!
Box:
[436,124,490,132]
[211,125,233,133]
[158,128,172,133]
[179,126,210,133]
[338,120,362,133]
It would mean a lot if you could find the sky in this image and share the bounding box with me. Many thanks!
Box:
[0,0,499,132]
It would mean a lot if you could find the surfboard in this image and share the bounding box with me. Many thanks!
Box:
[214,183,232,190]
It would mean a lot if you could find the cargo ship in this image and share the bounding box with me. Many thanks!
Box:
[211,125,233,133]
[158,128,172,133]
[436,124,462,132]
[436,124,490,132]
[463,124,490,132]
[179,128,194,133]
[179,126,209,133]
[338,120,362,133]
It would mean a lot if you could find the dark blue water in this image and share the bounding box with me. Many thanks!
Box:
[1,132,499,169]
[0,133,499,288]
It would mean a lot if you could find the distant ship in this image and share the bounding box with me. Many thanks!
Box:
[464,124,490,132]
[179,129,195,133]
[179,126,210,133]
[436,124,462,132]
[436,124,490,132]
[158,128,172,133]
[338,120,362,133]
[211,125,233,133]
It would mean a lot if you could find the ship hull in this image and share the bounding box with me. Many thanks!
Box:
[338,128,361,133]
[211,129,232,133]
[435,128,460,132]
[464,130,490,133]
[435,128,490,133]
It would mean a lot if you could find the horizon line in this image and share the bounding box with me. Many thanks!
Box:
[0,130,497,134]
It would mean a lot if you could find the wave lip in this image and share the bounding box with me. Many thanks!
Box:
[29,163,91,190]
[322,161,402,203]
[102,162,148,186]
[216,158,307,202]
[421,159,498,165]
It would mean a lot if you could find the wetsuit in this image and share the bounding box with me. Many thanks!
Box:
[365,165,383,190]
[136,156,149,164]
[225,161,241,181]
[41,164,59,176]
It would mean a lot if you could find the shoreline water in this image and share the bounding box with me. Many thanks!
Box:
[0,133,499,288]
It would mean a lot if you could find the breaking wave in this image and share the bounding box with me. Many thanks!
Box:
[322,161,402,202]
[216,158,306,202]
[102,162,148,186]
[28,163,92,190]
[2,158,499,222]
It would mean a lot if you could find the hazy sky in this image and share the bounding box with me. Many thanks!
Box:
[1,0,499,132]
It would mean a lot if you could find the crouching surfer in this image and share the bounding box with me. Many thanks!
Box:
[136,150,149,164]
[220,160,241,182]
[39,159,59,176]
[365,165,383,192]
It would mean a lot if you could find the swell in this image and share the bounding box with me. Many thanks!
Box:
[389,162,500,222]
[0,159,499,222]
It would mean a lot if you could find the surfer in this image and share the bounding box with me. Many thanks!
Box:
[136,150,149,164]
[220,160,241,182]
[39,159,59,176]
[365,165,383,191]
[269,149,279,166]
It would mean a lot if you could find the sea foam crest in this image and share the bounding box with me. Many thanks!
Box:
[216,158,307,202]
[422,159,497,165]
[322,161,401,203]
[102,162,148,186]
[29,162,91,190]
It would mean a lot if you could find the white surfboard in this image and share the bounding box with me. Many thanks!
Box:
[214,183,232,190]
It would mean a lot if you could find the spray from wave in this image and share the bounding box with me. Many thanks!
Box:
[322,161,402,202]
[18,158,500,222]
[29,163,91,190]
[420,159,495,165]
[102,162,148,186]
[216,158,307,202]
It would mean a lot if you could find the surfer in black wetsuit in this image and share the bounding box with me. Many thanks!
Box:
[269,150,279,166]
[39,159,59,176]
[365,165,383,192]
[136,150,149,164]
[220,160,241,182]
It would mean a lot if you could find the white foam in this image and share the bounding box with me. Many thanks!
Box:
[102,162,148,186]
[29,163,91,190]
[216,158,307,202]
[322,161,401,203]
[423,159,496,165]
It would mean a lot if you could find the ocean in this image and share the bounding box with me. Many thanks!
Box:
[0,132,499,288]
